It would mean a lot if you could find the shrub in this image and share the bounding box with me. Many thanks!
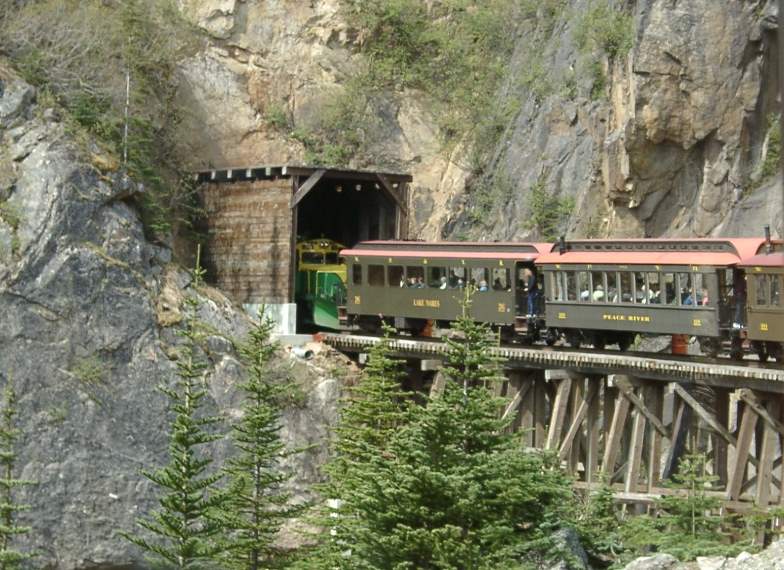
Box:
[758,113,781,183]
[523,175,574,240]
[575,1,634,61]
[1,0,201,237]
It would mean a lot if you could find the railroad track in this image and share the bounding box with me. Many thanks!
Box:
[319,332,784,392]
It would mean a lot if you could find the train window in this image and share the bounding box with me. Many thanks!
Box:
[492,268,510,291]
[633,272,646,303]
[756,275,769,306]
[606,272,619,303]
[577,271,590,302]
[619,272,633,303]
[771,276,781,306]
[471,267,489,291]
[406,266,425,288]
[301,252,323,264]
[677,273,694,306]
[591,271,605,302]
[325,252,340,264]
[700,273,716,306]
[352,264,362,285]
[389,265,405,287]
[368,265,385,287]
[448,267,466,289]
[547,272,560,301]
[692,274,704,305]
[429,266,448,289]
[663,273,676,304]
[646,272,661,304]
[566,272,577,301]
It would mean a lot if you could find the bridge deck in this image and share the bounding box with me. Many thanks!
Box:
[322,333,784,392]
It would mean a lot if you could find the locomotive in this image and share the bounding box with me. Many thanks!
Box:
[335,236,783,362]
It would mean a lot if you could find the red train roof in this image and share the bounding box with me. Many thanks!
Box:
[537,238,768,267]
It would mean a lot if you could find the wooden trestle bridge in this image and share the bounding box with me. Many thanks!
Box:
[321,333,784,513]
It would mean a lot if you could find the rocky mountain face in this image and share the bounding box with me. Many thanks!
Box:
[0,64,350,569]
[175,0,782,241]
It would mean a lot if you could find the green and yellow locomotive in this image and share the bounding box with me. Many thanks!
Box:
[295,239,347,330]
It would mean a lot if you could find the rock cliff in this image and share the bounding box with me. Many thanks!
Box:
[175,0,782,240]
[0,64,350,569]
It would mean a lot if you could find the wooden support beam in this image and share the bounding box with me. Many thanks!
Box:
[739,389,784,438]
[616,377,669,438]
[601,393,631,477]
[672,384,735,445]
[559,381,598,460]
[290,169,326,208]
[502,377,531,422]
[727,403,760,501]
[756,399,780,509]
[741,456,782,494]
[534,374,547,448]
[714,389,730,487]
[646,383,664,491]
[546,377,572,451]
[520,377,536,447]
[585,378,602,484]
[663,395,690,480]
[624,392,647,496]
[568,376,585,473]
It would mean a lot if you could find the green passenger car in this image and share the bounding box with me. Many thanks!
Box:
[295,239,347,330]
[535,238,768,354]
[740,242,783,362]
[340,241,550,337]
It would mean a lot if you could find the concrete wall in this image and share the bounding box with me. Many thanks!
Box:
[201,179,293,304]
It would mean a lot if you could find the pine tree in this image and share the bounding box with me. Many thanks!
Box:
[311,293,574,569]
[0,376,33,570]
[213,309,299,570]
[124,297,225,569]
[296,324,409,568]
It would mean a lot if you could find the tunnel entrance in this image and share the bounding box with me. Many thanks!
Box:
[296,178,397,246]
[198,165,412,333]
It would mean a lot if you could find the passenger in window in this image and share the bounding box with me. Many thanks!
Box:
[608,287,618,303]
[448,271,458,288]
[698,288,709,305]
[592,284,605,302]
[682,290,694,306]
[416,277,425,288]
[439,276,448,290]
[457,278,465,289]
[493,277,503,290]
[478,280,489,292]
[399,276,406,288]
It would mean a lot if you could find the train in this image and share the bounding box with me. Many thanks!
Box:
[294,236,783,361]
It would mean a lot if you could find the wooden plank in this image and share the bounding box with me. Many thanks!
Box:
[646,383,664,491]
[727,403,760,501]
[673,384,736,445]
[559,380,598,460]
[739,389,784,438]
[601,393,631,476]
[568,376,585,472]
[756,399,779,508]
[616,377,669,439]
[546,377,572,451]
[741,456,782,494]
[520,376,536,447]
[502,377,531,422]
[624,394,647,496]
[585,377,602,484]
[290,168,326,208]
[534,374,547,448]
[714,389,730,487]
[663,395,690,480]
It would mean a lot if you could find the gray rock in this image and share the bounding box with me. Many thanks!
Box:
[548,528,590,570]
[624,553,680,570]
[0,78,33,127]
[0,70,351,568]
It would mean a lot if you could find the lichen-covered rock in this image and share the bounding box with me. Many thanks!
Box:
[623,553,680,570]
[0,69,351,569]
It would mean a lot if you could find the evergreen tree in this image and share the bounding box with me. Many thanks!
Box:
[213,310,299,570]
[308,293,574,569]
[620,453,752,561]
[124,297,224,569]
[296,324,409,568]
[0,376,33,570]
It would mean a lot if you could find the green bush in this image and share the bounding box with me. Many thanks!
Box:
[759,113,781,183]
[575,1,634,60]
[1,0,201,238]
[523,175,574,240]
